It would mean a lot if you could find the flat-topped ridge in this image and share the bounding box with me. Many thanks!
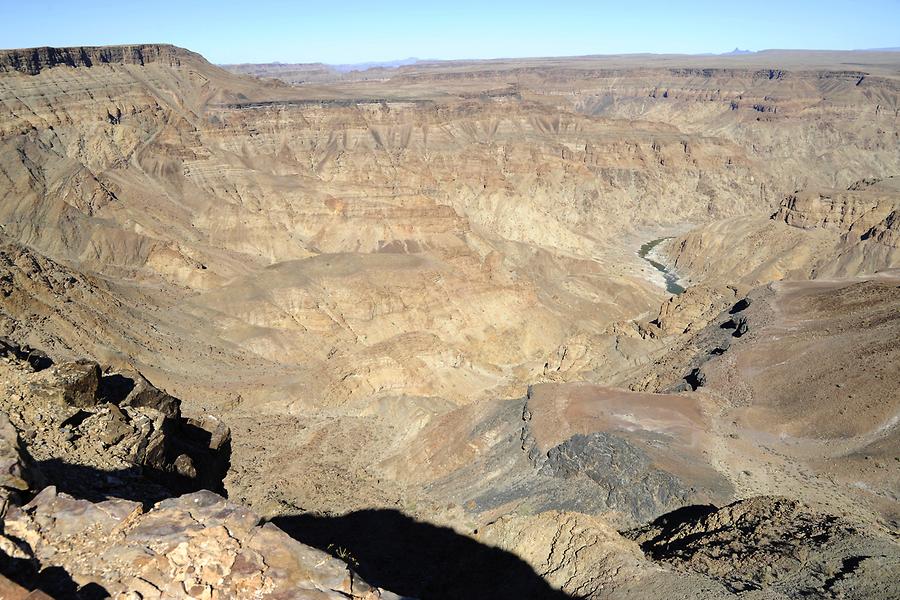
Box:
[0,43,205,75]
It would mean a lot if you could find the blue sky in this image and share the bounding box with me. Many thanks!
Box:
[1,0,898,64]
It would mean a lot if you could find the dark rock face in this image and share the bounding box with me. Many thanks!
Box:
[627,496,900,597]
[539,432,687,520]
[0,44,198,75]
[30,360,101,408]
[120,373,181,418]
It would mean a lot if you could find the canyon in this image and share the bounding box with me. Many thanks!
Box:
[0,44,898,598]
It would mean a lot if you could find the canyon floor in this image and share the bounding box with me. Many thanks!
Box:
[0,45,898,599]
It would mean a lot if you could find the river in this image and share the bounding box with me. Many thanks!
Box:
[638,237,686,295]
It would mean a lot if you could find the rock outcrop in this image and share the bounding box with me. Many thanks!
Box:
[476,510,649,597]
[778,178,900,237]
[664,178,900,288]
[538,432,688,519]
[0,344,397,599]
[628,496,900,598]
[29,360,101,408]
[478,510,736,600]
[0,345,230,502]
[3,488,389,599]
[0,338,51,372]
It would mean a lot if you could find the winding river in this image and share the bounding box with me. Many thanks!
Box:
[638,237,686,295]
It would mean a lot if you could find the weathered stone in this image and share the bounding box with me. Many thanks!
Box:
[31,360,101,407]
[173,454,197,479]
[186,415,230,451]
[3,488,390,599]
[98,404,133,447]
[0,412,37,499]
[121,373,181,418]
[0,338,52,372]
[0,344,230,501]
[0,573,53,600]
[478,510,649,598]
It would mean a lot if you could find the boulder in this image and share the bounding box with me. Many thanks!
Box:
[31,360,101,407]
[0,344,230,500]
[120,372,181,418]
[97,404,132,447]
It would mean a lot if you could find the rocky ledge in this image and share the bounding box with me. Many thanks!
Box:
[2,487,387,599]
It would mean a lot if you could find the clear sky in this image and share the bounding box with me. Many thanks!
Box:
[1,0,898,64]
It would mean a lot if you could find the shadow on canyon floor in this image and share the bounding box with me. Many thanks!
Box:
[33,456,230,509]
[2,458,570,599]
[271,509,574,600]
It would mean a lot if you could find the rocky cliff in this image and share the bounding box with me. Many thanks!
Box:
[0,44,203,75]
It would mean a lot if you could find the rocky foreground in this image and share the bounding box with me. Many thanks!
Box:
[0,344,394,599]
[1,342,898,599]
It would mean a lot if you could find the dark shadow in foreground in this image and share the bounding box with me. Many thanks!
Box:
[1,557,108,600]
[271,509,575,600]
[32,460,173,506]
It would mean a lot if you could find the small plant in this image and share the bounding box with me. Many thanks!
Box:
[327,543,360,569]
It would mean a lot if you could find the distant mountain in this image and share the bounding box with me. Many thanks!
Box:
[328,57,422,73]
[722,47,754,55]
